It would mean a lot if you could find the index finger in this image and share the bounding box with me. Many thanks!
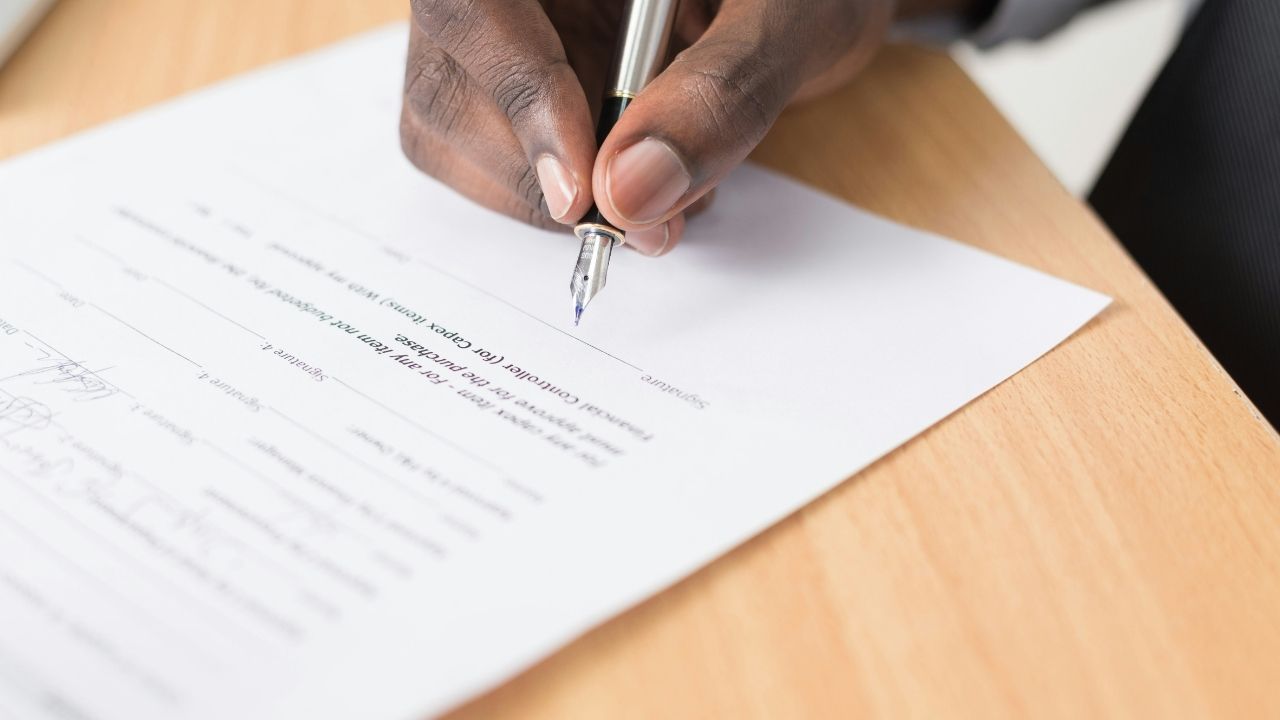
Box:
[411,0,598,224]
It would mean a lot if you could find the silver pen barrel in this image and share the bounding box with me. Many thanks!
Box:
[609,0,680,99]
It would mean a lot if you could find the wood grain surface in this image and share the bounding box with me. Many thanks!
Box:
[2,2,1278,718]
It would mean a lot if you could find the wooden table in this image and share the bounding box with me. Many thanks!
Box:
[4,2,1279,718]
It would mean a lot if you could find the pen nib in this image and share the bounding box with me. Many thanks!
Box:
[569,226,620,327]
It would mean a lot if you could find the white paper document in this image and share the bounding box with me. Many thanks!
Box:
[0,24,1108,720]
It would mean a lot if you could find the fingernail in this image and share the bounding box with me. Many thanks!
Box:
[607,138,691,225]
[626,222,671,257]
[536,155,577,222]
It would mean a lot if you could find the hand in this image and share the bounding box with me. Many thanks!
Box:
[401,0,901,256]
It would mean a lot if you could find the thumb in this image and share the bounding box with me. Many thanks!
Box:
[592,0,874,232]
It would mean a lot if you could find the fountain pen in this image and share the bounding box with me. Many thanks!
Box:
[570,0,680,325]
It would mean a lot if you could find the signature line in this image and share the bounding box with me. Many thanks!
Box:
[150,277,266,340]
[88,303,202,369]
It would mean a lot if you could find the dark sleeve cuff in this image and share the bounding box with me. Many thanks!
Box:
[971,0,1096,47]
[892,0,1093,48]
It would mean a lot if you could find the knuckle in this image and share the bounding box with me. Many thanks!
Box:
[405,47,472,138]
[478,56,566,128]
[493,70,541,126]
[411,0,570,132]
[676,48,780,147]
[411,0,479,46]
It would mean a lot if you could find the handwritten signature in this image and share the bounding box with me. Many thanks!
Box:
[0,343,121,403]
[0,389,52,437]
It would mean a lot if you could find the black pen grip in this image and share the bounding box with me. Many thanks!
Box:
[578,95,634,229]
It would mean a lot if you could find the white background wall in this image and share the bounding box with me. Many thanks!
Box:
[953,0,1192,196]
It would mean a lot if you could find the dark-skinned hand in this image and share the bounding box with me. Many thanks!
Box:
[400,0,969,256]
